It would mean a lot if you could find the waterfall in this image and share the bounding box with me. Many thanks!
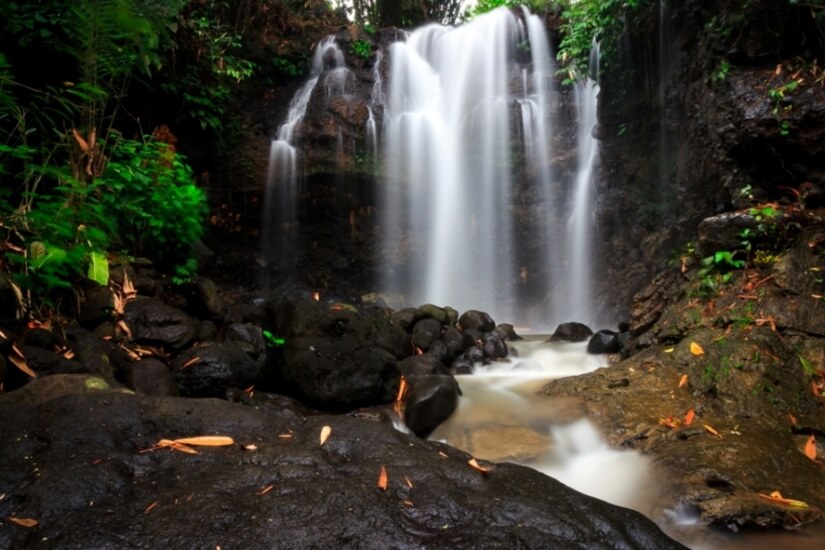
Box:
[382,8,557,321]
[262,36,348,266]
[561,44,600,326]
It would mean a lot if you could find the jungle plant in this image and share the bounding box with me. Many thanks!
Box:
[351,39,373,60]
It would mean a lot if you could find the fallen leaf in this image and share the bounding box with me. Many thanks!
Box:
[664,347,674,353]
[789,414,798,426]
[320,425,332,446]
[758,491,809,508]
[678,374,688,388]
[145,501,159,514]
[117,319,132,339]
[377,465,388,490]
[395,376,408,403]
[72,128,90,153]
[467,458,490,474]
[659,417,680,429]
[243,444,258,451]
[405,476,413,489]
[8,354,37,378]
[813,382,822,397]
[173,436,234,447]
[8,517,38,528]
[703,424,722,438]
[690,342,705,356]
[402,499,414,507]
[438,451,448,459]
[122,271,137,299]
[257,485,273,496]
[804,434,817,462]
[180,356,201,370]
[684,409,696,426]
[278,433,293,439]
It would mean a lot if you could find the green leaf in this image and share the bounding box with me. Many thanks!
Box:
[87,250,109,286]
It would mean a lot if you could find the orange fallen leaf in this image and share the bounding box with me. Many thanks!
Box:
[180,356,201,370]
[173,436,234,447]
[813,381,822,397]
[117,319,132,339]
[659,416,680,429]
[145,501,159,514]
[684,409,696,426]
[758,491,809,508]
[703,424,722,438]
[8,517,38,528]
[804,434,817,462]
[690,342,704,356]
[377,465,388,490]
[8,354,36,378]
[678,374,688,388]
[789,414,798,426]
[257,485,273,495]
[320,425,332,446]
[468,458,490,474]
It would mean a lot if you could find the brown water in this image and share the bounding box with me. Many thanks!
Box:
[430,337,825,550]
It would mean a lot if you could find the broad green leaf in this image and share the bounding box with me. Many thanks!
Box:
[87,250,109,286]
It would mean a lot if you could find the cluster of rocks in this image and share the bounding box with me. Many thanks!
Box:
[546,320,631,356]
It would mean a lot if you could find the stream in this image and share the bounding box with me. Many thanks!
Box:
[429,335,825,550]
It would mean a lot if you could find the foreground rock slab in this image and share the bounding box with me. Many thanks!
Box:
[0,376,684,549]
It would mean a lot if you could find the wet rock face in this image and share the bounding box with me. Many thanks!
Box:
[262,295,411,410]
[124,298,198,350]
[0,379,686,550]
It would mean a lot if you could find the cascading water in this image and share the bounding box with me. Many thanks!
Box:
[382,8,559,323]
[262,36,349,266]
[559,44,600,326]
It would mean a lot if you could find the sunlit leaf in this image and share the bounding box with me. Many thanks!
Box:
[684,409,696,426]
[678,374,688,388]
[8,517,38,528]
[804,434,817,462]
[759,491,809,508]
[173,436,234,447]
[703,424,721,438]
[377,465,388,490]
[320,425,332,446]
[690,342,704,356]
[468,457,490,474]
[87,250,109,286]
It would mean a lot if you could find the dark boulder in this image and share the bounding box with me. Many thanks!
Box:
[398,354,449,377]
[414,303,451,325]
[450,359,474,374]
[78,286,115,328]
[224,322,266,359]
[391,307,417,331]
[123,298,197,350]
[182,276,226,320]
[482,333,509,360]
[403,374,460,437]
[494,323,523,341]
[22,327,63,350]
[587,330,622,355]
[443,326,473,356]
[411,317,442,350]
[548,322,594,343]
[460,345,486,365]
[172,342,260,398]
[0,383,685,550]
[125,358,178,396]
[426,339,453,365]
[459,309,496,333]
[262,296,411,410]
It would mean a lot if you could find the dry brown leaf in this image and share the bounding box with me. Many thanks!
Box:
[320,425,332,446]
[405,476,413,489]
[678,374,688,388]
[395,376,408,403]
[257,485,273,496]
[813,381,822,397]
[8,354,36,378]
[112,293,125,316]
[703,424,722,438]
[117,319,132,339]
[468,457,490,474]
[377,465,388,490]
[684,409,696,426]
[438,451,448,459]
[8,517,38,528]
[758,491,809,508]
[145,501,159,514]
[72,128,90,153]
[122,271,137,300]
[804,434,817,462]
[789,414,798,426]
[402,499,414,507]
[173,436,234,447]
[180,356,201,370]
[690,342,704,356]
